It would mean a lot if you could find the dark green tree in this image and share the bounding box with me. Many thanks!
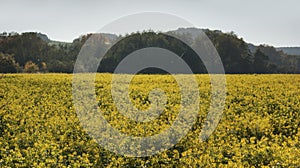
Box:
[0,53,20,73]
[253,49,269,73]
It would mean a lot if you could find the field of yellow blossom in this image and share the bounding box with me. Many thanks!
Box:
[0,74,299,167]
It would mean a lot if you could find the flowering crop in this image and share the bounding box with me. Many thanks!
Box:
[0,74,299,167]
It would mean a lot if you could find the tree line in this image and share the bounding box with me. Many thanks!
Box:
[0,30,299,74]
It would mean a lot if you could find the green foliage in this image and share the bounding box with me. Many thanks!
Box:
[0,74,299,167]
[255,45,299,73]
[1,30,299,74]
[205,30,253,73]
[99,32,206,73]
[0,53,20,73]
[253,49,269,73]
[0,32,74,73]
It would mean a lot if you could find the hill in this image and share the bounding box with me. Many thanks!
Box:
[37,33,72,46]
[276,47,300,56]
[171,28,300,73]
[0,29,299,73]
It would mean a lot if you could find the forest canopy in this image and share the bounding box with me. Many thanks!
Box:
[0,28,299,74]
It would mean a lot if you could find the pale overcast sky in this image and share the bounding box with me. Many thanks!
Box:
[0,0,299,47]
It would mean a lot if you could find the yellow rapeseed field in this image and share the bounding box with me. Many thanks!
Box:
[0,74,299,167]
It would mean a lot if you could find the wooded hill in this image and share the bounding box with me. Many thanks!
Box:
[0,28,299,73]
